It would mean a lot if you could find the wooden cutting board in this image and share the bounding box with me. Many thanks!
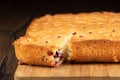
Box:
[14,63,120,80]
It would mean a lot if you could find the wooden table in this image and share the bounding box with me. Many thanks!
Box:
[15,63,120,80]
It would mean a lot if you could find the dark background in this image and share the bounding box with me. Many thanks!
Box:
[0,0,120,80]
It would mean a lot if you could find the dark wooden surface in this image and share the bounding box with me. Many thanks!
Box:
[0,34,17,80]
[0,1,120,80]
[0,1,39,80]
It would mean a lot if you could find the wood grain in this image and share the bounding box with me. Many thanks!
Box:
[15,63,120,80]
[0,34,18,80]
[0,1,39,80]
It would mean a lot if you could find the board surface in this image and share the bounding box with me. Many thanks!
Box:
[14,63,120,80]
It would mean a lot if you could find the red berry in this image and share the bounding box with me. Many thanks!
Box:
[72,32,77,35]
[47,51,53,56]
[57,36,61,38]
[79,36,83,38]
[89,32,92,34]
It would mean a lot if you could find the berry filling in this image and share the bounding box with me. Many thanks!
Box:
[54,50,64,65]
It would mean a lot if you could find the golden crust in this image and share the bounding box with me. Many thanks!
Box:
[14,40,56,66]
[14,12,120,66]
[68,40,117,62]
[68,12,120,62]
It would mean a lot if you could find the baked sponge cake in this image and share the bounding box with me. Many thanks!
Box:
[14,14,75,66]
[68,12,120,62]
[14,12,120,66]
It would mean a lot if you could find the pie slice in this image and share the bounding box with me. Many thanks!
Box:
[14,15,74,66]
